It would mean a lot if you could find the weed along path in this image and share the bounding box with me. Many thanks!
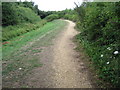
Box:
[3,20,95,88]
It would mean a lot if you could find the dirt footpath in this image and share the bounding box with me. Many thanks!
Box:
[21,20,95,88]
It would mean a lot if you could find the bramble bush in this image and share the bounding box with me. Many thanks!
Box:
[75,2,120,87]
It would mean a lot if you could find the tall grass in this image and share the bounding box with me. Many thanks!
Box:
[2,20,47,41]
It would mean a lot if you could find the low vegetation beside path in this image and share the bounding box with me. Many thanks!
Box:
[2,1,120,88]
[2,20,67,87]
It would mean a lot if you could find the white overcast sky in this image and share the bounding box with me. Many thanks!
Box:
[17,0,83,11]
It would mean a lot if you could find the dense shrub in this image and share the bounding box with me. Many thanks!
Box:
[2,3,19,26]
[45,14,59,22]
[57,9,78,22]
[64,14,77,22]
[17,6,41,23]
[2,2,43,41]
[43,9,78,22]
[75,2,120,87]
[2,2,41,26]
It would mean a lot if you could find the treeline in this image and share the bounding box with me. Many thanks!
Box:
[2,1,76,26]
[75,2,120,87]
[2,1,77,41]
[2,2,41,26]
[45,9,77,22]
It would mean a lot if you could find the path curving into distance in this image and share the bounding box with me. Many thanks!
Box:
[19,20,95,88]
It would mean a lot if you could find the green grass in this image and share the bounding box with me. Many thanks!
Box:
[3,20,67,58]
[2,20,46,41]
[2,19,67,87]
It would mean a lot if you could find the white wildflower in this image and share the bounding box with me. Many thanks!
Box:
[107,47,111,50]
[19,68,22,70]
[110,56,112,58]
[114,51,119,55]
[101,54,104,57]
[106,62,110,64]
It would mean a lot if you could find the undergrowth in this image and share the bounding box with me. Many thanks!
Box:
[75,2,120,87]
[2,20,47,41]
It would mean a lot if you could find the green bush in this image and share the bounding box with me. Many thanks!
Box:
[75,2,120,87]
[57,9,78,22]
[45,14,59,22]
[2,2,43,41]
[2,3,19,26]
[64,14,77,22]
[17,6,41,23]
[2,2,41,26]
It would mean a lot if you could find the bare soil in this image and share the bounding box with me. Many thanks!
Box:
[18,20,96,88]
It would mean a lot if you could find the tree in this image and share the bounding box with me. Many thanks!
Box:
[2,2,19,26]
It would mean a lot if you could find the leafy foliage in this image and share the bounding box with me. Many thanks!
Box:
[2,3,19,26]
[63,9,77,22]
[45,9,78,22]
[38,11,55,19]
[75,2,120,87]
[45,14,59,22]
[17,6,40,23]
[2,2,42,41]
[2,2,41,26]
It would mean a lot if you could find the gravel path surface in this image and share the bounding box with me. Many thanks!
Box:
[22,20,94,88]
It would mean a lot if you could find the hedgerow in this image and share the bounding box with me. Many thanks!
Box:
[75,2,120,87]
